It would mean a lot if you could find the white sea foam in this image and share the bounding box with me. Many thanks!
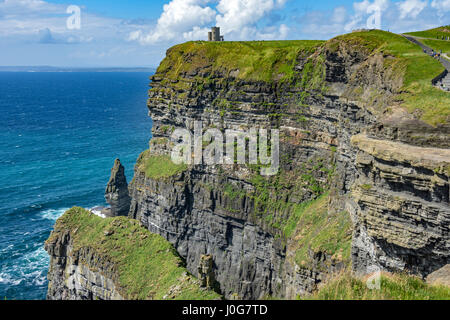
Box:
[90,206,108,219]
[0,273,21,286]
[0,246,49,287]
[1,206,103,292]
[41,208,68,221]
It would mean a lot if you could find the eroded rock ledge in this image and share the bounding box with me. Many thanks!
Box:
[350,134,449,276]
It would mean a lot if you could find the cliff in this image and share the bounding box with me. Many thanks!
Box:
[45,207,221,300]
[46,30,450,300]
[127,30,449,299]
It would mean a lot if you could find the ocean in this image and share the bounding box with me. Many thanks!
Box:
[0,72,153,300]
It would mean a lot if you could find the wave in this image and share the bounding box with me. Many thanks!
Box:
[40,208,69,221]
[0,206,70,297]
[0,246,49,287]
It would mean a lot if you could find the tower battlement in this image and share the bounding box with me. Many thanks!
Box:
[208,27,224,41]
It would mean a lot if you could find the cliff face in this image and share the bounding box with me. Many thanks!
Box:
[127,32,449,300]
[45,229,124,300]
[45,208,221,300]
[350,134,450,275]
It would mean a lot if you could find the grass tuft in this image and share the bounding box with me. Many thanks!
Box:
[303,271,450,300]
[137,151,188,180]
[284,193,352,269]
[405,25,450,41]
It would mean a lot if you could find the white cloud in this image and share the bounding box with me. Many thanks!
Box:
[261,23,289,39]
[0,0,67,35]
[0,0,61,15]
[0,0,127,44]
[299,7,349,36]
[344,0,390,31]
[397,0,428,19]
[215,0,286,35]
[331,6,348,24]
[182,26,210,41]
[431,0,450,12]
[298,0,450,39]
[129,0,216,44]
[128,0,289,44]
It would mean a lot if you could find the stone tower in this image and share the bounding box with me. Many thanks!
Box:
[208,27,224,41]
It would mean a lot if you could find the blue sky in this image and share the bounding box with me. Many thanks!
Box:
[1,0,449,67]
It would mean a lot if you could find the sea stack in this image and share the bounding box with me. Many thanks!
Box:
[104,159,131,217]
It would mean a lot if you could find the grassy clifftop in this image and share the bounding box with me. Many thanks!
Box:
[405,25,450,56]
[47,207,221,300]
[421,39,450,55]
[331,30,444,86]
[157,40,324,82]
[405,25,450,40]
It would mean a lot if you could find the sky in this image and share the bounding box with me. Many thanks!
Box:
[1,0,449,67]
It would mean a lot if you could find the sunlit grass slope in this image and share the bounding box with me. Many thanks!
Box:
[303,271,450,300]
[405,25,450,40]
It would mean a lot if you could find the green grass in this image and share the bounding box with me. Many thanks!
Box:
[331,30,449,126]
[332,30,444,86]
[404,25,450,57]
[137,151,188,180]
[157,40,324,83]
[283,193,352,269]
[421,39,450,56]
[47,207,221,300]
[303,271,450,300]
[405,25,450,40]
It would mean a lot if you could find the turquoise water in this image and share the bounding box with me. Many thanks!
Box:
[0,72,152,299]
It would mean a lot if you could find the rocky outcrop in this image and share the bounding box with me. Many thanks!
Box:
[198,255,217,290]
[349,134,450,276]
[46,31,450,300]
[45,229,124,300]
[128,40,373,299]
[103,159,131,217]
[45,207,221,300]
